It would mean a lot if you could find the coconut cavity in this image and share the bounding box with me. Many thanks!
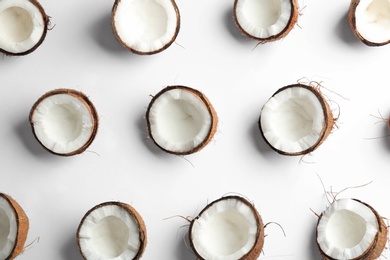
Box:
[146,86,218,155]
[349,0,390,46]
[317,198,388,259]
[0,0,49,55]
[234,0,298,41]
[29,89,99,156]
[77,202,147,260]
[259,83,334,155]
[189,196,264,260]
[0,193,29,260]
[112,0,180,54]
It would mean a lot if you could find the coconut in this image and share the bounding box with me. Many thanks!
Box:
[0,193,29,260]
[29,89,99,156]
[146,85,218,155]
[233,0,299,42]
[316,198,388,259]
[77,201,147,260]
[189,196,264,260]
[0,0,49,55]
[259,83,335,155]
[112,0,180,55]
[349,0,390,46]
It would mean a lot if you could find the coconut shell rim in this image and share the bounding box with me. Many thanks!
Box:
[76,201,147,260]
[146,85,218,155]
[29,88,99,157]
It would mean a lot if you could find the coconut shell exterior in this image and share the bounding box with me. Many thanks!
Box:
[29,88,99,156]
[189,196,265,260]
[348,0,390,46]
[233,0,299,42]
[146,85,218,155]
[0,0,50,56]
[258,83,335,156]
[0,193,29,260]
[76,201,147,260]
[317,199,388,260]
[111,0,180,55]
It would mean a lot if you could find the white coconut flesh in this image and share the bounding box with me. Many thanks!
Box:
[0,0,45,54]
[31,94,94,155]
[191,199,259,259]
[354,0,390,43]
[0,196,17,259]
[260,87,325,154]
[317,199,379,259]
[235,0,292,39]
[148,88,212,153]
[78,204,141,259]
[113,0,179,53]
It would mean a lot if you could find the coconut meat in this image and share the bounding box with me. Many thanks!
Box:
[0,196,17,259]
[0,0,45,54]
[113,0,178,53]
[235,0,292,38]
[78,204,141,259]
[317,199,378,259]
[148,88,212,153]
[191,198,258,260]
[261,87,325,153]
[355,0,390,43]
[31,94,94,155]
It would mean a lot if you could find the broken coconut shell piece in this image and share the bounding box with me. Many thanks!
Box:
[0,193,29,260]
[0,0,50,55]
[29,89,99,156]
[349,0,390,46]
[112,0,180,55]
[316,198,388,260]
[146,85,218,155]
[77,201,147,260]
[189,196,264,260]
[259,83,335,156]
[233,0,299,42]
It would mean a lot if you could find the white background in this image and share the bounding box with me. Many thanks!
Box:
[2,0,390,259]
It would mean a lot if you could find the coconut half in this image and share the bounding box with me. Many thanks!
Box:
[233,0,299,42]
[189,196,264,260]
[259,83,334,155]
[29,89,99,156]
[317,198,388,259]
[146,85,218,155]
[349,0,390,46]
[0,0,49,55]
[77,201,147,260]
[0,193,29,260]
[112,0,180,55]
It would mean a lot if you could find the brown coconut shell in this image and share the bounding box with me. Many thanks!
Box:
[0,193,29,260]
[258,83,335,156]
[233,0,299,42]
[146,85,218,155]
[189,196,265,260]
[111,0,180,55]
[317,199,388,260]
[76,201,147,260]
[0,0,50,56]
[348,0,390,46]
[29,88,99,156]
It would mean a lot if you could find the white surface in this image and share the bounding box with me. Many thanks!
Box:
[1,0,390,259]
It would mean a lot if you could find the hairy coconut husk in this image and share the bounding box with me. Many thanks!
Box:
[76,201,147,260]
[189,196,265,260]
[317,199,388,260]
[259,83,335,156]
[0,193,29,260]
[146,85,218,155]
[29,88,99,156]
